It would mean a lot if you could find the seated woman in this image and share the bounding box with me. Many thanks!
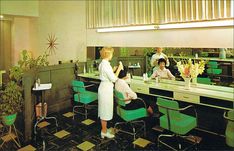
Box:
[151,58,175,80]
[115,66,153,115]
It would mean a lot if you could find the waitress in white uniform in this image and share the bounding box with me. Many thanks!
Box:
[98,47,123,139]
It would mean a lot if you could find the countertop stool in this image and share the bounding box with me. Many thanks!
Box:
[33,83,58,134]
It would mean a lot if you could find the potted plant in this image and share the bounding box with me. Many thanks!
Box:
[0,81,23,126]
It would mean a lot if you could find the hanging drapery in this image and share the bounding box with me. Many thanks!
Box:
[87,0,234,28]
[0,20,12,70]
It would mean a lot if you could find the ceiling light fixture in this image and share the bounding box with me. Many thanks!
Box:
[158,20,234,29]
[97,25,157,32]
[96,19,233,32]
[0,15,4,19]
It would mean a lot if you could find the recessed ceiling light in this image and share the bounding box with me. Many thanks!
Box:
[0,15,3,19]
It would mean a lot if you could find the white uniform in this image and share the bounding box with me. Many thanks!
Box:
[98,59,117,120]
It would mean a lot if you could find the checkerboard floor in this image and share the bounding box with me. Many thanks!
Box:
[1,107,232,151]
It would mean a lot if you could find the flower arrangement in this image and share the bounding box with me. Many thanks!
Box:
[176,59,206,79]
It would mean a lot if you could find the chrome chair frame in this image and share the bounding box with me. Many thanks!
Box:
[157,102,199,151]
[114,96,147,140]
[72,84,97,119]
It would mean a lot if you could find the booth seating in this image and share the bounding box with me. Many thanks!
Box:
[157,97,199,151]
[114,90,147,140]
[71,80,98,119]
[223,109,234,148]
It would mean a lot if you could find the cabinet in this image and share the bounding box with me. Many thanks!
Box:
[174,92,200,104]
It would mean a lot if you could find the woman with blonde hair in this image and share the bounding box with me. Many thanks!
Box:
[98,47,123,139]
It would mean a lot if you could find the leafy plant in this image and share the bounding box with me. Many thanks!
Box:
[0,81,23,115]
[10,50,49,83]
[0,50,49,116]
[143,47,155,57]
[18,50,49,71]
[9,66,24,83]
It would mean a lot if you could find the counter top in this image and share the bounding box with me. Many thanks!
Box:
[168,56,234,62]
[79,73,234,102]
[131,78,233,102]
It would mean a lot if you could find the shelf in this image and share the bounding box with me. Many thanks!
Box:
[169,56,234,62]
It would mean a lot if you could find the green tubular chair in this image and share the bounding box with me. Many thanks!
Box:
[114,90,147,140]
[157,97,199,151]
[207,68,222,75]
[207,61,222,74]
[71,80,98,119]
[207,61,218,69]
[197,77,212,85]
[207,61,222,83]
[223,110,234,147]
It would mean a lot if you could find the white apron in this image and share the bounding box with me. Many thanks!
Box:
[98,81,114,121]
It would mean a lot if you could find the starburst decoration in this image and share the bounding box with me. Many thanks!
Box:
[46,33,58,55]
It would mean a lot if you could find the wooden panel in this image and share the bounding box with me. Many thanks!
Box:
[23,63,75,141]
[38,71,51,83]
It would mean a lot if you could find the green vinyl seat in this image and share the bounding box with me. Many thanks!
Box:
[223,110,234,148]
[207,68,222,75]
[207,61,218,69]
[71,80,97,119]
[114,90,147,140]
[157,97,199,150]
[197,77,212,85]
[74,91,97,104]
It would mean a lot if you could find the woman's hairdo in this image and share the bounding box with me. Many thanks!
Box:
[118,66,128,78]
[158,58,167,65]
[100,47,114,59]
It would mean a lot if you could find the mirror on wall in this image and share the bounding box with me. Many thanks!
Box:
[87,47,234,87]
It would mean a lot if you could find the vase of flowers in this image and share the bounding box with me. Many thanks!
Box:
[184,77,191,89]
[176,59,206,89]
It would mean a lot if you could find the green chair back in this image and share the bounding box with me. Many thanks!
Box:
[114,90,126,107]
[157,97,180,120]
[228,110,234,119]
[157,97,197,135]
[114,89,147,121]
[207,68,222,75]
[207,61,222,75]
[226,110,234,147]
[208,61,218,69]
[71,80,85,93]
[197,77,212,84]
[71,80,97,104]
